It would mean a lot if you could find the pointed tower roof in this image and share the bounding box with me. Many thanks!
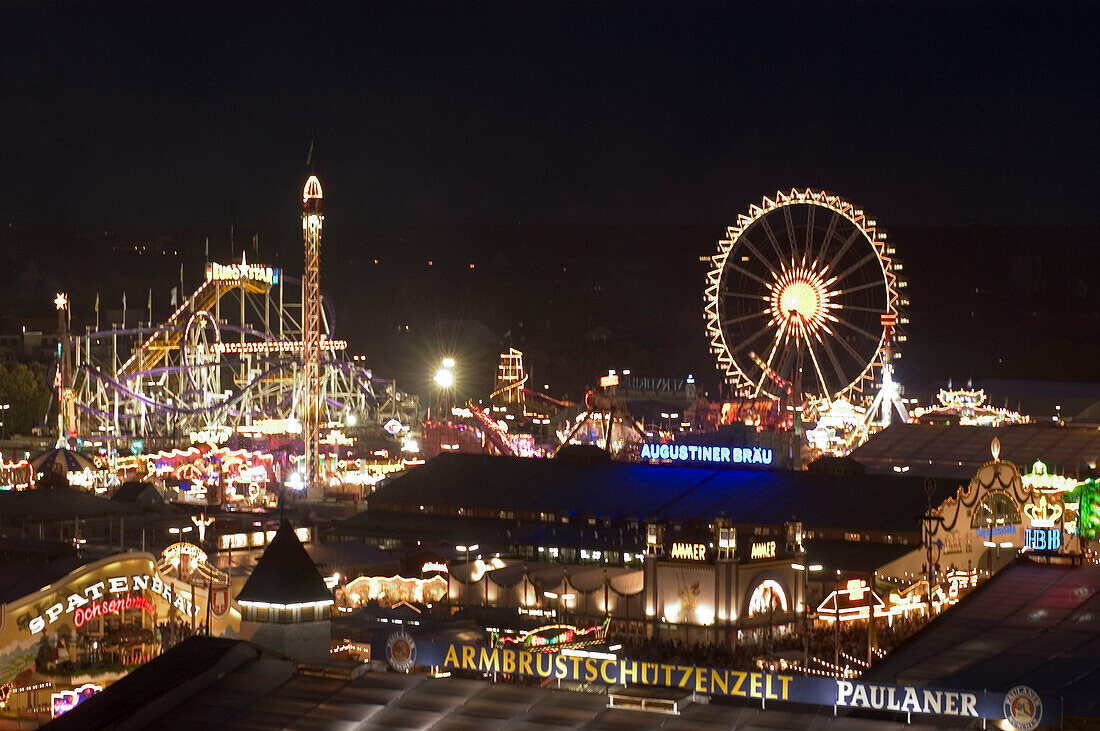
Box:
[236,520,333,606]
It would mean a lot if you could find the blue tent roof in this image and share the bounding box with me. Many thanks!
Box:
[369,454,966,534]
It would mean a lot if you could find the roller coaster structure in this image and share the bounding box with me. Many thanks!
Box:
[69,258,418,444]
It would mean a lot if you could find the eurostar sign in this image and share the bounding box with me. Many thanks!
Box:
[639,442,773,466]
[206,260,280,285]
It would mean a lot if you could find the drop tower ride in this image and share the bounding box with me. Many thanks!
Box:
[302,175,323,500]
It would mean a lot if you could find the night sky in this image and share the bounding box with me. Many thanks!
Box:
[5,1,1099,228]
[2,1,1098,393]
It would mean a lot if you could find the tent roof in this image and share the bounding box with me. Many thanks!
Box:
[851,423,1100,480]
[367,453,966,534]
[864,555,1100,718]
[236,520,333,605]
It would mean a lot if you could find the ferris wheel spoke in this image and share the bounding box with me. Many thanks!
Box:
[736,234,780,278]
[833,251,878,284]
[823,227,862,273]
[837,304,887,314]
[721,311,769,327]
[817,336,849,389]
[833,331,869,364]
[731,322,777,355]
[813,211,840,267]
[782,206,798,259]
[752,328,786,397]
[757,216,788,263]
[805,339,831,396]
[834,315,882,344]
[720,289,768,301]
[803,204,816,265]
[727,262,772,288]
[837,279,886,296]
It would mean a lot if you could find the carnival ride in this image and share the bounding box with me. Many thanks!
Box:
[705,189,905,405]
[68,260,416,445]
[704,189,909,454]
[67,180,418,454]
[911,384,1030,426]
[425,349,567,458]
[556,386,648,458]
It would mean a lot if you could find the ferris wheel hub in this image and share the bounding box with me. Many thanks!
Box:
[769,266,833,339]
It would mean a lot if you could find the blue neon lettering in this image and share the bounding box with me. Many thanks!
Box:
[640,443,772,467]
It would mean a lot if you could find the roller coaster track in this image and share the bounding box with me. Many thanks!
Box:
[465,400,521,456]
[489,371,528,401]
[115,278,269,379]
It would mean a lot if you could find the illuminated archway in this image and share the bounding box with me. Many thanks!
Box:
[970,490,1021,529]
[747,578,789,617]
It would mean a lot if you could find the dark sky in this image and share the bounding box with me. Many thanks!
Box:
[3,0,1099,230]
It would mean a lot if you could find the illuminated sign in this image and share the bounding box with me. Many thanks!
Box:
[1022,460,1078,493]
[639,442,773,465]
[384,418,404,435]
[51,683,101,718]
[749,541,776,560]
[836,681,979,718]
[421,561,449,574]
[206,259,280,285]
[189,428,231,445]
[211,339,346,354]
[1023,496,1063,528]
[27,573,194,634]
[236,418,303,435]
[1024,528,1061,552]
[409,641,1062,726]
[599,374,619,388]
[74,594,155,628]
[162,542,209,567]
[668,542,708,560]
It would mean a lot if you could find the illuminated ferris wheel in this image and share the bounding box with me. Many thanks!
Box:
[704,189,903,404]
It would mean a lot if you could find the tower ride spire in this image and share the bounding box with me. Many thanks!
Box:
[302,175,323,500]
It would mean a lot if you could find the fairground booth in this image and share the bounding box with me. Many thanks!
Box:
[0,541,243,722]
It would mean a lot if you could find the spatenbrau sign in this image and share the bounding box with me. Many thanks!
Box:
[410,640,1057,728]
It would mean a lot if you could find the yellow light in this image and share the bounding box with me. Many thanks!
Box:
[778,280,820,320]
[54,293,68,310]
[766,266,834,339]
[434,368,455,389]
[303,175,323,202]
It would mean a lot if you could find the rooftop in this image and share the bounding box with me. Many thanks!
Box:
[865,555,1100,719]
[851,423,1100,480]
[49,636,953,729]
[236,519,334,606]
[367,453,967,535]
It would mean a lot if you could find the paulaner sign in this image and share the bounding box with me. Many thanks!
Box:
[639,442,773,466]
[28,572,195,634]
[411,641,1059,728]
